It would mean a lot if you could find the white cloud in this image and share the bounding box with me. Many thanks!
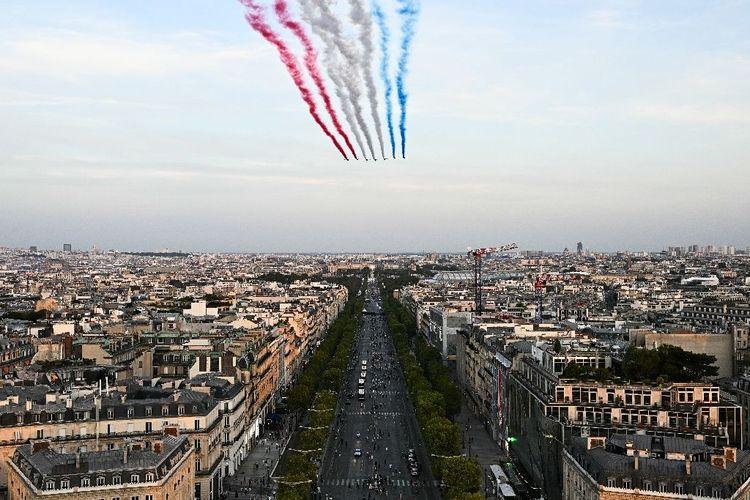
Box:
[0,29,267,80]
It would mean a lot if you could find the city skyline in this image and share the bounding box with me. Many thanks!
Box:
[1,0,748,251]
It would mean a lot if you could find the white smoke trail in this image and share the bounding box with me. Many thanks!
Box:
[299,0,376,160]
[347,0,386,160]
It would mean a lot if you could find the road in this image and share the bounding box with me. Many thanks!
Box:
[318,277,441,500]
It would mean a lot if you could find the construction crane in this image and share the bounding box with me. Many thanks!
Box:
[467,243,518,314]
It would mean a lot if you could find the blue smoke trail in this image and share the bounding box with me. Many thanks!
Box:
[372,1,396,159]
[396,0,419,159]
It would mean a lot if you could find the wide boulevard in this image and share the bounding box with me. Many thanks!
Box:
[318,277,441,499]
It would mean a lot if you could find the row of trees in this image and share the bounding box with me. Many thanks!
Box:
[277,273,365,500]
[562,344,718,384]
[379,275,483,500]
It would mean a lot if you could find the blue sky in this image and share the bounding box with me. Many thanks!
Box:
[1,0,748,252]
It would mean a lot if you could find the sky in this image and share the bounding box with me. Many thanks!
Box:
[1,0,748,253]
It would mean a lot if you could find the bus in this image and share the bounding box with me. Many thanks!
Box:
[357,388,365,401]
[490,465,515,498]
[358,378,366,388]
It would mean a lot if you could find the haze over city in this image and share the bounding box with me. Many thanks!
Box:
[2,0,748,252]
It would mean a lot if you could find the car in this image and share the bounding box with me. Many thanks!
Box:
[354,448,362,457]
[410,467,419,477]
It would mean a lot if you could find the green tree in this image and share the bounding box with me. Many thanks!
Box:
[442,457,482,497]
[422,416,460,456]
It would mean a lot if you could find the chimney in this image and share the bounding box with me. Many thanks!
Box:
[172,391,180,402]
[31,440,50,454]
[75,451,81,470]
[25,400,32,411]
[164,425,179,437]
[625,440,634,456]
[685,457,691,475]
[153,440,163,454]
[123,445,129,464]
[66,398,73,409]
[634,453,639,471]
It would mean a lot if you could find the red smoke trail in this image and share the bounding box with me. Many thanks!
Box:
[240,0,349,160]
[274,0,358,160]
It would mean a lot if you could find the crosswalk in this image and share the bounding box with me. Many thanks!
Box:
[320,478,441,488]
[346,411,403,417]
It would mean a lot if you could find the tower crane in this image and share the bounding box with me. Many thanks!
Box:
[467,243,518,314]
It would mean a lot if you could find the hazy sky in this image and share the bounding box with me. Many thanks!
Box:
[1,0,748,253]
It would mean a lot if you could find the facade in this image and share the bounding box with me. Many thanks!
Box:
[8,434,194,500]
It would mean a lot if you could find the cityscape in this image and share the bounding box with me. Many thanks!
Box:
[2,1,749,500]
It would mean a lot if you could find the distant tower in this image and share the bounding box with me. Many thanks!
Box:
[576,242,583,255]
[63,243,72,252]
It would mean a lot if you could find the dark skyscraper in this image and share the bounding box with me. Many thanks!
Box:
[63,243,72,252]
[576,242,583,255]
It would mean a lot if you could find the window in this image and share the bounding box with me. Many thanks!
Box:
[146,421,152,432]
[622,478,631,489]
[80,426,88,437]
[145,473,154,482]
[81,477,90,487]
[659,482,667,493]
[712,488,720,498]
[131,497,140,500]
[131,474,139,483]
[194,439,201,451]
[127,408,134,418]
[113,476,121,485]
[194,419,201,430]
[145,407,152,416]
[36,429,44,438]
[196,459,202,472]
[643,480,652,491]
[162,406,169,416]
[607,478,615,488]
[675,483,684,494]
[108,408,114,418]
[178,406,185,415]
[696,486,704,496]
[146,496,153,500]
[45,480,55,489]
[97,476,105,486]
[61,479,70,489]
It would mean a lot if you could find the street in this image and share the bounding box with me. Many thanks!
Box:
[318,278,441,500]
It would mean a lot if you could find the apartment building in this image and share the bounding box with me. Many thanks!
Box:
[562,435,750,500]
[8,434,194,500]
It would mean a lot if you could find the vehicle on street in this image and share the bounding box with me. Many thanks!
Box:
[353,448,362,457]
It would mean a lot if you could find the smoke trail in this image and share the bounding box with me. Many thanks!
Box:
[297,0,368,160]
[304,0,377,160]
[348,0,386,160]
[274,0,358,160]
[372,1,396,159]
[239,0,348,159]
[396,0,419,159]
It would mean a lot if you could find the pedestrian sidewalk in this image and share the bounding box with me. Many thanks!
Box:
[224,435,287,499]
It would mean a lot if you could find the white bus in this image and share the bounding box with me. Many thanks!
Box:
[490,465,515,498]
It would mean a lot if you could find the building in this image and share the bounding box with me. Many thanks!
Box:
[562,435,750,499]
[7,433,194,500]
[62,244,72,253]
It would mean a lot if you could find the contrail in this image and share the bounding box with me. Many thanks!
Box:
[274,0,358,159]
[396,0,419,159]
[348,0,387,160]
[298,0,369,160]
[304,0,377,160]
[372,1,396,159]
[239,0,349,159]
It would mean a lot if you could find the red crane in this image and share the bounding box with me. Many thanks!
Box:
[467,243,518,314]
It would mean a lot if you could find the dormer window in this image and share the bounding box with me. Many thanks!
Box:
[145,407,152,416]
[107,408,114,419]
[127,408,134,418]
[146,473,154,482]
[131,474,139,483]
[81,477,90,487]
[162,406,169,416]
[45,480,55,490]
[113,475,121,485]
[97,476,105,486]
[60,479,70,489]
[178,406,185,416]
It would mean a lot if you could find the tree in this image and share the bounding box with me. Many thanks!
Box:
[554,339,562,353]
[422,416,460,456]
[441,457,482,497]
